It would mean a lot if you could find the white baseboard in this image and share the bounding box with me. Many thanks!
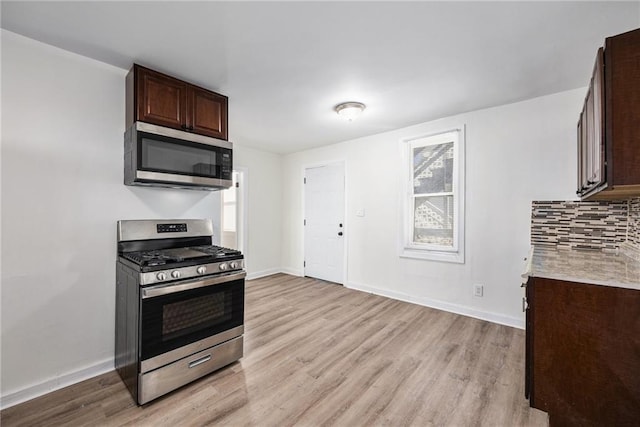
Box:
[280,267,303,277]
[246,267,283,280]
[346,281,524,329]
[246,267,303,280]
[0,358,114,410]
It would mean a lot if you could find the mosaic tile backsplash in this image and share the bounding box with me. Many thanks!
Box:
[629,198,640,249]
[531,198,640,252]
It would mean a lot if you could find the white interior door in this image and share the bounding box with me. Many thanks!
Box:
[304,163,345,284]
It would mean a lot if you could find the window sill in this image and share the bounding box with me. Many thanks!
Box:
[400,248,465,264]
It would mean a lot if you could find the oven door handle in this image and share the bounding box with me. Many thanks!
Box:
[141,271,246,299]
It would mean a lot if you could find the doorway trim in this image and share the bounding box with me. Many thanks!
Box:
[301,159,348,285]
[235,167,249,271]
[220,167,249,270]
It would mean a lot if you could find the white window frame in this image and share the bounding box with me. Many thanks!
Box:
[400,126,465,263]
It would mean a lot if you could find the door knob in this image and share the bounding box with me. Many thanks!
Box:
[338,232,343,236]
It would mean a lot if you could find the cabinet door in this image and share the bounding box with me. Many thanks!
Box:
[136,67,187,130]
[586,49,604,189]
[531,278,640,425]
[187,86,228,140]
[586,87,595,187]
[577,49,605,198]
[577,121,583,196]
[577,105,590,195]
[606,29,640,187]
[524,277,534,401]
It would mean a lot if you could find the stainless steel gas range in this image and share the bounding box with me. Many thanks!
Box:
[115,219,245,405]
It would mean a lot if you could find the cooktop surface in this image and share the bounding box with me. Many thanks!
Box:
[121,245,242,269]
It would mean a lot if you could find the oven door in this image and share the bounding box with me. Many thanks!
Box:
[139,271,244,371]
[127,122,233,190]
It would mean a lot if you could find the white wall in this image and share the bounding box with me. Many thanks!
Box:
[282,88,584,328]
[233,144,282,279]
[0,30,282,406]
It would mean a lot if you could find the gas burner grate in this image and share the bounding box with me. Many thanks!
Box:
[122,250,180,267]
[122,245,241,268]
[191,245,241,257]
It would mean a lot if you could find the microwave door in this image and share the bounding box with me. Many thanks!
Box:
[140,137,218,175]
[125,122,233,190]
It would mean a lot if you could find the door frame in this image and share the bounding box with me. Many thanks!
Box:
[220,167,249,270]
[301,159,348,285]
[235,167,249,266]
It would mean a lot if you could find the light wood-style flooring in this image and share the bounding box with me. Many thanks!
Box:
[1,274,548,426]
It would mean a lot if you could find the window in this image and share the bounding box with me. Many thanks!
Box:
[401,127,465,263]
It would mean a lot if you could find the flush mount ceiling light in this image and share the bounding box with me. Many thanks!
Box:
[335,102,366,121]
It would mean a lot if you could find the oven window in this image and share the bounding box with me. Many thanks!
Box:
[162,293,231,341]
[140,136,220,177]
[140,278,244,361]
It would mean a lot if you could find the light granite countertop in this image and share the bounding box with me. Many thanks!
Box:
[522,246,640,291]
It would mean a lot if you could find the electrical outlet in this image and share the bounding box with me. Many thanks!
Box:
[473,284,484,297]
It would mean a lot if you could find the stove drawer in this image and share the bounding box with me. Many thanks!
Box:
[138,335,243,404]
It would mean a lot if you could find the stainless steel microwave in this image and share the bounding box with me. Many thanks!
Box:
[124,122,233,190]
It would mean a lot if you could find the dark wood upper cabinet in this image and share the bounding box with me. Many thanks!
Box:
[136,67,186,130]
[576,49,604,198]
[605,29,640,189]
[187,86,228,139]
[578,28,640,200]
[126,64,228,140]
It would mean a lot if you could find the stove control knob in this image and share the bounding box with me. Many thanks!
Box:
[219,263,228,271]
[156,272,167,281]
[229,262,238,269]
[196,266,207,275]
[171,271,181,279]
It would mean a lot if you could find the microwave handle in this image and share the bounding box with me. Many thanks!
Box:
[142,271,246,299]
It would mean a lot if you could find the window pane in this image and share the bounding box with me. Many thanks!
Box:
[414,195,454,247]
[413,142,454,194]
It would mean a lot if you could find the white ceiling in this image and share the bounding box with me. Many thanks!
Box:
[2,1,639,154]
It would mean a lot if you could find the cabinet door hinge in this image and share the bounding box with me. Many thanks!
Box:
[304,219,306,226]
[304,261,306,267]
[304,177,306,184]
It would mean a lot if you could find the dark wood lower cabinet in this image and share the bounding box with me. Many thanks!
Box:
[526,277,640,426]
